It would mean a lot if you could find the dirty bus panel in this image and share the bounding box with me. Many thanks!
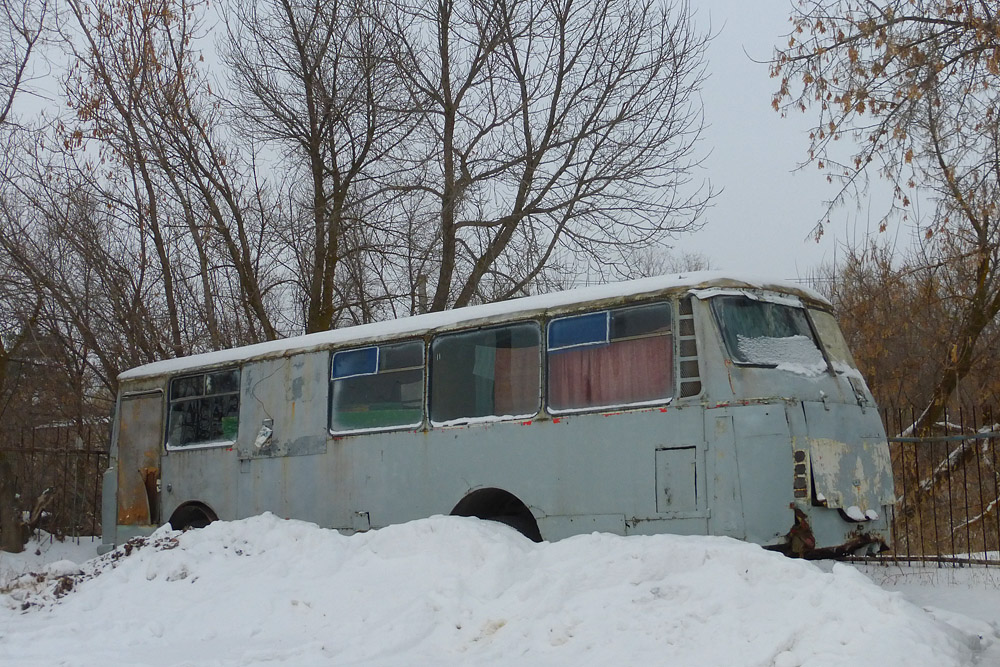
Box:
[114,390,163,536]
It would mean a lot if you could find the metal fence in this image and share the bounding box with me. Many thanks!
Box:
[881,406,1000,566]
[0,423,110,539]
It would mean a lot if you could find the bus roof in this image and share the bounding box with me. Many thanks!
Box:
[118,272,827,382]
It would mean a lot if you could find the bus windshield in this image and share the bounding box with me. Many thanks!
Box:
[711,295,826,369]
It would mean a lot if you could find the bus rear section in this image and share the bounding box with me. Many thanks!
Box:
[103,386,166,549]
[697,289,894,557]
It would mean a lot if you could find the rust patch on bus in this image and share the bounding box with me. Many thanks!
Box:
[117,465,159,525]
[116,391,163,526]
[773,506,889,559]
[785,508,816,557]
[118,485,149,524]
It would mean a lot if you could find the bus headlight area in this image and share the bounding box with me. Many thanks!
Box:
[99,273,895,561]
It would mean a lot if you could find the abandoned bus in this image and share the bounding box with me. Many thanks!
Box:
[100,273,894,558]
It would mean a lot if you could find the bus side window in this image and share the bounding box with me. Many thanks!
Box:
[167,369,241,448]
[330,340,424,433]
[547,302,672,413]
[430,323,540,424]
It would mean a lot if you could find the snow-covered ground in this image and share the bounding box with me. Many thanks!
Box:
[1,515,998,666]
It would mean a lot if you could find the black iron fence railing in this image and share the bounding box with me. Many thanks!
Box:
[0,423,110,540]
[881,406,1000,566]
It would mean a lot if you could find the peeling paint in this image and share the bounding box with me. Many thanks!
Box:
[808,437,892,512]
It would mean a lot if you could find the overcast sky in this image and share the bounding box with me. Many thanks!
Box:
[684,0,896,280]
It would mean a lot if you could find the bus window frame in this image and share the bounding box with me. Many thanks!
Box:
[429,320,542,427]
[165,367,242,451]
[546,300,675,415]
[329,339,427,436]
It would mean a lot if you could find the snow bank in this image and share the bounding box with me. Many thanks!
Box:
[0,515,986,666]
[0,533,100,588]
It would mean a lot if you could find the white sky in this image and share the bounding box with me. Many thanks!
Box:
[684,0,896,280]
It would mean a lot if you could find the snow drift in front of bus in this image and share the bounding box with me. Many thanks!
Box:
[2,514,989,666]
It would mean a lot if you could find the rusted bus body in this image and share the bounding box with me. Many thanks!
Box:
[100,273,893,557]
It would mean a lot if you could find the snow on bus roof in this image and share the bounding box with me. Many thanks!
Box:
[118,271,826,381]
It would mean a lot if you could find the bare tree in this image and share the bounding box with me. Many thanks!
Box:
[0,0,48,553]
[0,0,45,127]
[59,0,195,356]
[58,0,307,350]
[4,0,714,397]
[772,0,1000,433]
[385,0,712,310]
[1,0,48,380]
[818,242,988,411]
[224,0,420,332]
[0,0,43,400]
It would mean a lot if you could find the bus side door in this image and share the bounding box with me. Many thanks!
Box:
[116,390,164,526]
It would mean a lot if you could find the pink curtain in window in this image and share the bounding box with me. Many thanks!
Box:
[548,335,672,411]
[494,346,540,415]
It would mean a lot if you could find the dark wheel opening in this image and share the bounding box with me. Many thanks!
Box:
[168,502,218,531]
[451,488,543,542]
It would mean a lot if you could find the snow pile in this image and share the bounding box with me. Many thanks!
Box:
[0,533,101,584]
[0,514,989,666]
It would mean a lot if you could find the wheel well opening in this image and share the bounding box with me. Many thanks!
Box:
[450,487,542,542]
[168,502,218,530]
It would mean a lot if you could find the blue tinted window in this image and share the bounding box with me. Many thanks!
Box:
[332,346,378,379]
[548,312,607,350]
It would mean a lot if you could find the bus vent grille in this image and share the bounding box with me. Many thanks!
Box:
[678,298,701,397]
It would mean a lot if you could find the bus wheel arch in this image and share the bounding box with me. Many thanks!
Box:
[450,487,543,542]
[168,502,218,530]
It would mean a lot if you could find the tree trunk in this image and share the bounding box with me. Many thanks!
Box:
[0,453,24,553]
